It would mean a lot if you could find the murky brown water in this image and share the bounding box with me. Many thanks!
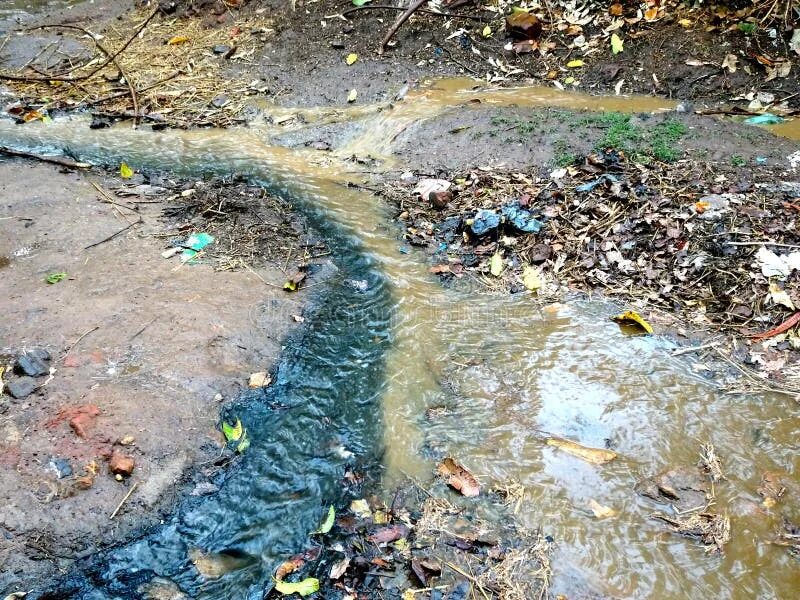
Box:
[0,80,798,599]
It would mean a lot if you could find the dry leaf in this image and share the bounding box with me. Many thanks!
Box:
[546,437,618,464]
[588,498,618,519]
[167,35,190,45]
[721,54,738,73]
[611,310,654,334]
[248,372,271,388]
[437,457,480,496]
[330,557,350,580]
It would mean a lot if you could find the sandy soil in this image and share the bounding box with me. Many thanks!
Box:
[0,160,313,592]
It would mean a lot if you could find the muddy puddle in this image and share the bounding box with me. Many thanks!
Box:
[0,81,798,599]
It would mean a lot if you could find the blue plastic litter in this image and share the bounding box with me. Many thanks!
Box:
[756,156,768,164]
[501,204,543,233]
[398,245,411,254]
[470,209,500,235]
[576,174,619,193]
[744,113,784,125]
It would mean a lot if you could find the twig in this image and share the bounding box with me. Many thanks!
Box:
[90,181,137,212]
[0,146,91,169]
[341,4,486,21]
[62,326,99,362]
[109,482,139,520]
[0,7,158,82]
[379,0,428,55]
[129,318,157,341]
[671,341,721,357]
[84,217,142,250]
[724,241,800,249]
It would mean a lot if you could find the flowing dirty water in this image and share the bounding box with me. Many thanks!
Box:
[0,82,799,599]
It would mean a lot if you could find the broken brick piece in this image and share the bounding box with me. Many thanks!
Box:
[109,450,135,477]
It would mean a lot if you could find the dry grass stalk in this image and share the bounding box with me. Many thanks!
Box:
[652,511,731,553]
[699,443,725,483]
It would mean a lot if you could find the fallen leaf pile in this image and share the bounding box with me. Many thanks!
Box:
[383,150,800,389]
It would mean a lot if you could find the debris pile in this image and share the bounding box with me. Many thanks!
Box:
[383,152,800,390]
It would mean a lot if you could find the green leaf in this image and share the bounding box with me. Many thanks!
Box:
[490,252,503,277]
[120,162,134,178]
[275,577,320,597]
[46,272,67,284]
[236,431,250,454]
[352,0,372,6]
[610,33,624,55]
[313,505,335,534]
[222,418,243,442]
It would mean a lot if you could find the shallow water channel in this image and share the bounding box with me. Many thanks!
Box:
[0,84,798,599]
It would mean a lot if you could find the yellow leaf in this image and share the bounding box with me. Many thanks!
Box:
[274,578,320,597]
[522,265,541,291]
[284,280,297,291]
[347,89,357,103]
[490,252,503,277]
[564,76,575,85]
[346,53,358,65]
[611,33,624,55]
[566,59,585,68]
[402,592,415,600]
[678,18,693,28]
[482,25,492,38]
[546,437,618,464]
[119,162,134,178]
[611,310,654,334]
[644,7,659,21]
[168,35,190,45]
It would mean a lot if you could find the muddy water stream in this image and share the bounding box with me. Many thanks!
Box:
[0,83,798,599]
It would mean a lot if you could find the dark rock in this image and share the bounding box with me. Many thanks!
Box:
[212,44,231,55]
[6,376,37,399]
[330,40,345,49]
[635,465,710,511]
[15,352,50,377]
[28,347,51,362]
[49,458,73,479]
[211,95,229,108]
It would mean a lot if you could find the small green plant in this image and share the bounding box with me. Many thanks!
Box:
[730,154,747,167]
[553,140,578,167]
[588,112,687,162]
[737,22,756,35]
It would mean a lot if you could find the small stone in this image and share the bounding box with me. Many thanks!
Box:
[109,450,135,477]
[429,190,452,210]
[211,94,229,108]
[5,377,36,399]
[49,457,73,479]
[15,353,49,377]
[115,473,123,482]
[119,435,136,446]
[330,40,345,49]
[212,44,231,55]
[248,372,271,388]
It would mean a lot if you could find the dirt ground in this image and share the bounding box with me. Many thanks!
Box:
[0,160,320,592]
[0,0,799,597]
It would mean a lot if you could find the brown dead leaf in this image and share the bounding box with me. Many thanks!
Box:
[546,437,618,464]
[609,3,623,16]
[437,457,480,497]
[275,556,304,581]
[369,524,410,545]
[506,12,542,40]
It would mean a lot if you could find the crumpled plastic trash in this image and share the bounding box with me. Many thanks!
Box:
[181,232,215,263]
[756,246,800,279]
[470,209,501,235]
[744,113,784,126]
[413,178,451,201]
[501,203,543,233]
[576,174,619,193]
